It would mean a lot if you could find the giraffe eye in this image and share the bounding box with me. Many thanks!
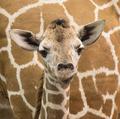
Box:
[39,50,48,58]
[77,48,83,55]
[39,47,50,58]
[75,45,83,55]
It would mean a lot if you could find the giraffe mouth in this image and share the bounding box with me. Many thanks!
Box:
[55,68,77,83]
[62,76,73,84]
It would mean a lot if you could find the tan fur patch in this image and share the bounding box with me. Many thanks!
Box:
[48,93,64,104]
[47,106,64,119]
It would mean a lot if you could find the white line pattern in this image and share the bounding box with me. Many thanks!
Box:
[0,0,120,118]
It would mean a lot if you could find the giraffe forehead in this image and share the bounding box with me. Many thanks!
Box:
[41,20,83,48]
[42,32,79,50]
[44,24,76,42]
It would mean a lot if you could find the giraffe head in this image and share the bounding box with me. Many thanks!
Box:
[10,19,105,84]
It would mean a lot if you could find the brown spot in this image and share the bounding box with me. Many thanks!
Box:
[117,113,120,119]
[70,75,84,114]
[0,0,37,14]
[82,76,103,110]
[48,93,64,105]
[78,36,114,72]
[118,0,120,7]
[96,74,118,94]
[21,65,43,107]
[41,4,68,29]
[47,106,64,119]
[11,41,33,65]
[13,7,40,33]
[102,99,112,116]
[0,80,8,100]
[64,0,94,25]
[99,6,120,32]
[0,38,8,49]
[93,0,110,5]
[10,95,32,119]
[0,14,8,38]
[81,112,105,119]
[0,51,19,91]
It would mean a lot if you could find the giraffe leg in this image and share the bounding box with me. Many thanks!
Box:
[34,74,44,119]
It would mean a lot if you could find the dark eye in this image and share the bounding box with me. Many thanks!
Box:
[77,48,83,55]
[39,46,50,58]
[39,50,48,58]
[75,45,83,55]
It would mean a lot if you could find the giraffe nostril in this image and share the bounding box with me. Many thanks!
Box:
[57,63,74,71]
[67,63,74,70]
[57,64,64,70]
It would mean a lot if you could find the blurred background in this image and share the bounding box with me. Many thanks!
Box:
[0,0,120,119]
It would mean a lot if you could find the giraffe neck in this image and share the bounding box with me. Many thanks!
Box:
[40,73,70,119]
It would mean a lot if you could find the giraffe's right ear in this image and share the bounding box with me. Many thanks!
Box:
[78,20,105,46]
[9,29,40,50]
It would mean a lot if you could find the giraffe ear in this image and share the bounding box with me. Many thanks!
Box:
[9,29,41,50]
[78,20,105,46]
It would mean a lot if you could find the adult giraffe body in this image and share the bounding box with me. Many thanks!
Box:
[10,19,105,119]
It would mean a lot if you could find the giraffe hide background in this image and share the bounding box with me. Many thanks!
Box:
[0,0,120,119]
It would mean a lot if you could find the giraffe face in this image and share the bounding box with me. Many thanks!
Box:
[38,21,84,82]
[10,19,105,83]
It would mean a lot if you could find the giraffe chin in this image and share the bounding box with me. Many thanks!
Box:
[61,76,73,84]
[55,69,77,84]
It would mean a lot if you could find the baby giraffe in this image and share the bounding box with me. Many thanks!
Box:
[10,19,105,119]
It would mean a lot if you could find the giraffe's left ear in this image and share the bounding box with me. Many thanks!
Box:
[78,20,105,46]
[9,29,41,50]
